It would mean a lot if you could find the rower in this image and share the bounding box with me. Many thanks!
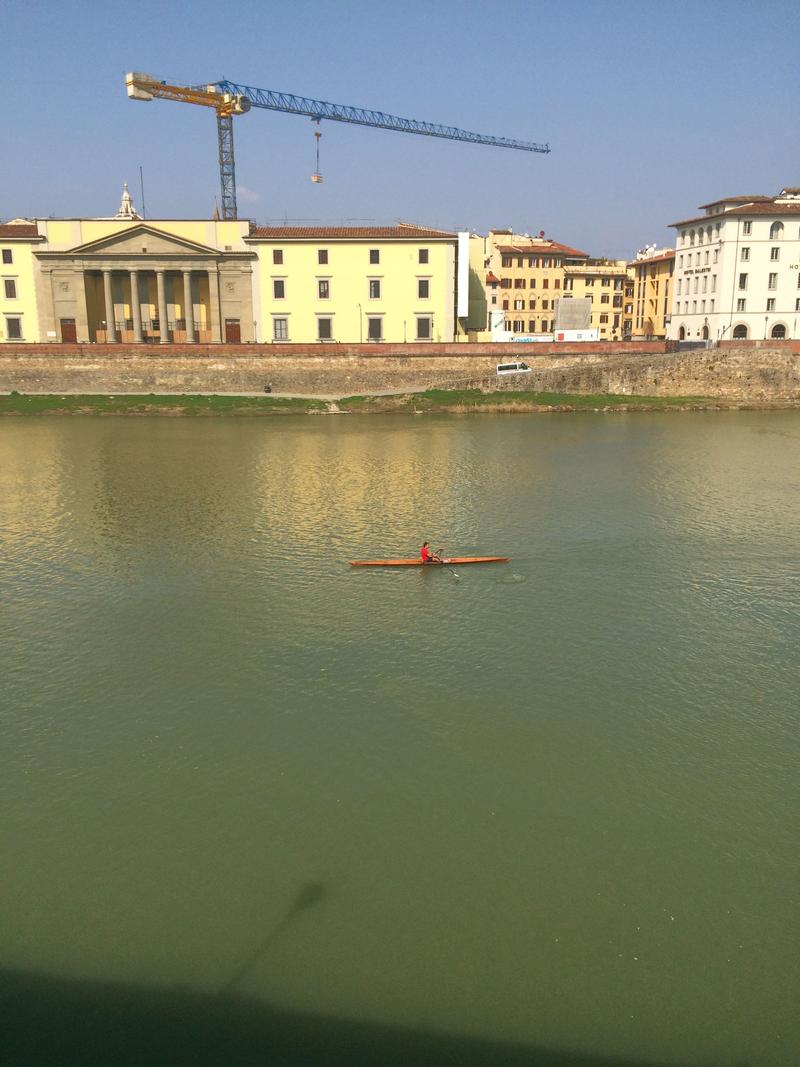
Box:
[420,542,443,564]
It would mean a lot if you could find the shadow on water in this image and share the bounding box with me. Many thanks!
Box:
[220,881,327,995]
[0,962,699,1067]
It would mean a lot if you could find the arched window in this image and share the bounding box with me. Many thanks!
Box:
[733,324,748,339]
[707,226,712,242]
[678,325,686,340]
[702,324,709,340]
[769,221,784,240]
[771,323,786,339]
[689,230,696,245]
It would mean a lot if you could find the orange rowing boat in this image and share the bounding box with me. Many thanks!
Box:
[349,557,510,567]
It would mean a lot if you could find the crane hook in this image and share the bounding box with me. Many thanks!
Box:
[311,128,323,184]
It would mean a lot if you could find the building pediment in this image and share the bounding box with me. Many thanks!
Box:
[41,224,229,259]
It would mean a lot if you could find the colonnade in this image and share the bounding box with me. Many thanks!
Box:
[100,268,214,343]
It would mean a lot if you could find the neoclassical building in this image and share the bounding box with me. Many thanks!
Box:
[0,187,460,344]
[0,187,256,344]
[668,187,800,342]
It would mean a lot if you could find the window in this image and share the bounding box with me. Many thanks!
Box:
[713,249,719,263]
[692,301,697,313]
[500,278,511,289]
[512,319,525,332]
[542,278,549,289]
[768,273,778,289]
[3,279,17,299]
[318,279,330,299]
[502,300,509,310]
[677,279,682,296]
[1,249,12,264]
[599,313,608,324]
[738,273,748,290]
[554,279,561,289]
[586,278,594,286]
[528,299,536,309]
[737,298,746,312]
[704,251,709,264]
[742,221,752,235]
[367,317,382,340]
[702,277,707,293]
[273,279,285,299]
[528,320,536,332]
[317,317,332,340]
[741,247,750,261]
[369,249,380,264]
[418,248,428,264]
[272,249,283,265]
[770,247,780,261]
[542,299,549,310]
[272,317,288,340]
[514,278,525,289]
[368,279,381,299]
[711,275,717,292]
[529,278,536,288]
[710,300,715,312]
[318,249,328,265]
[501,256,512,268]
[613,295,622,307]
[693,277,699,294]
[513,299,524,310]
[769,221,783,240]
[516,258,523,268]
[766,298,776,311]
[418,278,430,299]
[678,255,683,268]
[415,316,431,339]
[4,313,22,339]
[601,294,610,304]
[796,298,800,311]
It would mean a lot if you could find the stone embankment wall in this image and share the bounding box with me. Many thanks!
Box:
[1,341,799,399]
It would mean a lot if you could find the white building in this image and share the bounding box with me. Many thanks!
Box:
[668,187,800,342]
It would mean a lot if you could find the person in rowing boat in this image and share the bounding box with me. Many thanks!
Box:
[420,542,444,564]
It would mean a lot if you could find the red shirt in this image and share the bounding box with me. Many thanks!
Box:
[420,545,431,561]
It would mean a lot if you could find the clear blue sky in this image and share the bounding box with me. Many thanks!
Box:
[4,0,798,258]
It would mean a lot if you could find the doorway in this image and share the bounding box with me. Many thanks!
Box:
[60,318,77,343]
[224,319,241,343]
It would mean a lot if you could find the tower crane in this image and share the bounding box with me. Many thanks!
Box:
[125,72,550,221]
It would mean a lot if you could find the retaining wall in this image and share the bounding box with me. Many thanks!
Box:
[1,341,799,400]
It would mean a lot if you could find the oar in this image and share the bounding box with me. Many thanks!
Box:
[437,548,460,580]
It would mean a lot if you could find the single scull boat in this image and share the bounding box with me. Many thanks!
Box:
[349,557,510,567]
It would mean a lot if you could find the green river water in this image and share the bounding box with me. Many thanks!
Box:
[1,413,798,1066]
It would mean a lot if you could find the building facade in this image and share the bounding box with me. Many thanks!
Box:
[668,187,800,341]
[562,260,633,340]
[467,230,591,338]
[245,224,457,343]
[0,189,458,344]
[628,246,675,340]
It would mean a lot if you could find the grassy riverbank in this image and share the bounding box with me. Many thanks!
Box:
[0,389,778,416]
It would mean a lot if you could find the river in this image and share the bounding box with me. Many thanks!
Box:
[1,413,798,1066]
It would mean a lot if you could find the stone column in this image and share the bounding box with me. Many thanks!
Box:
[129,270,143,343]
[207,269,222,342]
[183,271,196,342]
[103,270,117,343]
[156,270,169,344]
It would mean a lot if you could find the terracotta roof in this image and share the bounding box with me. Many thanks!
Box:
[0,223,40,238]
[496,241,589,258]
[696,195,771,209]
[627,250,675,266]
[485,272,501,284]
[671,201,800,226]
[247,225,455,240]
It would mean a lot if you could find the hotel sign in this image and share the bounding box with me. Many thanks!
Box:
[684,267,711,275]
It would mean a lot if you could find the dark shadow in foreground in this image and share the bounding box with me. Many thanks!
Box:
[0,964,692,1067]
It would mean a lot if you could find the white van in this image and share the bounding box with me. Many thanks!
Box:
[496,361,532,376]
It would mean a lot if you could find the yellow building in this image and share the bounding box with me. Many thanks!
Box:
[2,187,256,344]
[627,247,675,340]
[1,188,458,345]
[0,220,43,343]
[245,224,457,343]
[466,230,590,338]
[563,260,633,340]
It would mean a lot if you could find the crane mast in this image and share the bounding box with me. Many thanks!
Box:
[125,72,550,221]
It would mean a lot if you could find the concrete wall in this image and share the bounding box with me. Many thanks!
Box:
[1,341,799,399]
